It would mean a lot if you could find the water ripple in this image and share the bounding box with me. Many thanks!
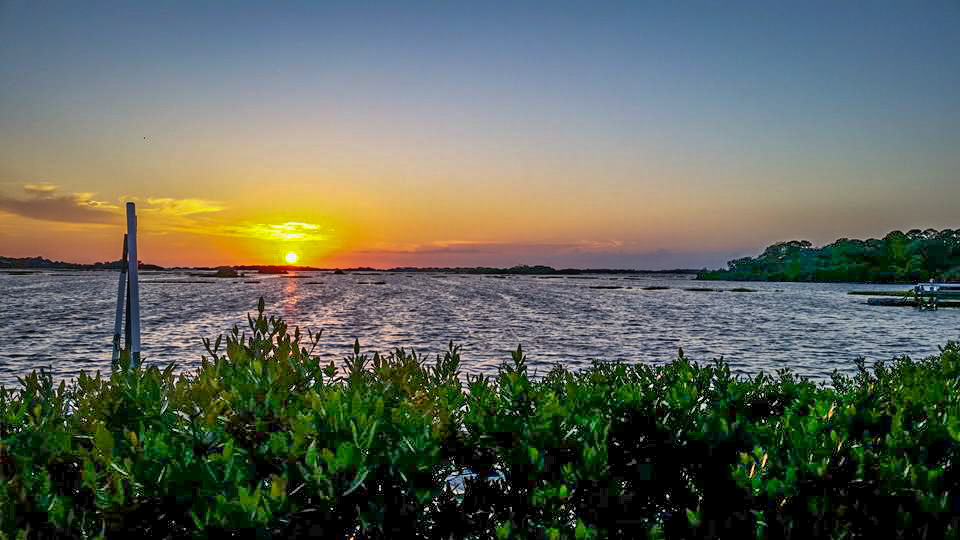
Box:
[1,272,959,387]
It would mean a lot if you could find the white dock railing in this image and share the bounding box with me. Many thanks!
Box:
[913,281,960,310]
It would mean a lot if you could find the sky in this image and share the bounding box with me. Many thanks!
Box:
[1,1,958,269]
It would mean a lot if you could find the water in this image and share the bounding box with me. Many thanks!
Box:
[2,270,959,387]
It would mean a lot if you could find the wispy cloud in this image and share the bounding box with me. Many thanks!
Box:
[142,197,225,216]
[355,239,618,255]
[0,184,119,224]
[104,196,328,242]
[566,239,625,252]
[197,221,330,241]
[356,240,502,254]
[128,196,227,238]
[23,183,58,195]
[0,185,234,231]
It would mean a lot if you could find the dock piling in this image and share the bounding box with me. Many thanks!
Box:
[125,202,142,368]
[110,234,128,367]
[112,204,142,369]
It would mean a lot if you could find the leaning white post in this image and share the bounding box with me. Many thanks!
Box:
[126,203,142,368]
[111,234,128,367]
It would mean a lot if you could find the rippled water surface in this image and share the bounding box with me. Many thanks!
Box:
[2,271,959,387]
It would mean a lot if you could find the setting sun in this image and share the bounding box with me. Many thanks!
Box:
[285,252,298,264]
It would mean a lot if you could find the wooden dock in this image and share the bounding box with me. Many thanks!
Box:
[913,282,960,310]
[867,297,960,308]
[857,282,960,308]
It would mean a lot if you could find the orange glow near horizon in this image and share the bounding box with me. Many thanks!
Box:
[1,3,959,270]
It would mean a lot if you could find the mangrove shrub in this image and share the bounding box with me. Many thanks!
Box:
[2,300,960,538]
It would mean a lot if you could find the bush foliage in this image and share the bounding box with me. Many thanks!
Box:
[3,299,960,539]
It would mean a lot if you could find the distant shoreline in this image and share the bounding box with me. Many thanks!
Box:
[0,256,164,271]
[212,265,704,275]
[1,257,702,275]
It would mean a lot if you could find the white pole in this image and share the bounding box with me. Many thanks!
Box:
[126,202,142,368]
[111,234,128,367]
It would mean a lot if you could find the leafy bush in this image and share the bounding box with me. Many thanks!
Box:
[2,300,959,539]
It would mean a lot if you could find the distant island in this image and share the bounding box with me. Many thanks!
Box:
[698,229,960,283]
[0,256,164,271]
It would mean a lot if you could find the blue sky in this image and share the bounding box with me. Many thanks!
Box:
[1,1,958,267]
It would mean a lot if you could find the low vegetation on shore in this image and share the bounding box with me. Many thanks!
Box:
[2,300,960,539]
[699,229,960,283]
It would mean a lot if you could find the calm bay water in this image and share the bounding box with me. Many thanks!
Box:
[2,270,959,387]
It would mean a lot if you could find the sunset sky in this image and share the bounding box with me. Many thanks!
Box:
[1,1,958,268]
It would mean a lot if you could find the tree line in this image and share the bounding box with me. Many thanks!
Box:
[699,229,960,283]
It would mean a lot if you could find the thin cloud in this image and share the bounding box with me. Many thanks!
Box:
[143,197,224,216]
[355,240,574,255]
[0,185,119,224]
[566,239,625,252]
[23,183,58,195]
[198,221,330,241]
